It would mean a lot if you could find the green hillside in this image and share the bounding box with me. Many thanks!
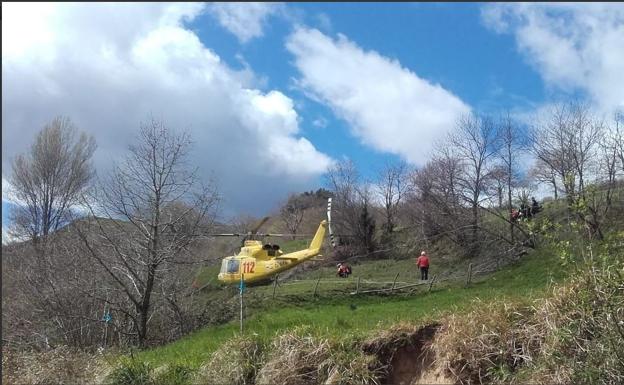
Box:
[138,243,567,369]
[7,197,620,385]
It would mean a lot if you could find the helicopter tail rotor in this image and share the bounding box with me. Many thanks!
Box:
[327,198,335,248]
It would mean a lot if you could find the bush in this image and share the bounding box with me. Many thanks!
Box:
[106,356,153,385]
[151,364,192,385]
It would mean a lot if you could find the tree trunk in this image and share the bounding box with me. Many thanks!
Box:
[138,264,155,347]
[471,202,479,256]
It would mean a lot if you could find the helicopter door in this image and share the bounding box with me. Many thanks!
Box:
[223,259,240,274]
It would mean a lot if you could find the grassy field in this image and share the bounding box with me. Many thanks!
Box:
[138,242,568,368]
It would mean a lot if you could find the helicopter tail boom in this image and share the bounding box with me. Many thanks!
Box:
[308,220,328,253]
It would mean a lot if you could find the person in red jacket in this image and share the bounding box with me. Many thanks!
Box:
[416,251,430,280]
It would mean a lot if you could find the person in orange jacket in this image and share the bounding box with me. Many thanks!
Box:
[416,251,430,280]
[337,263,352,278]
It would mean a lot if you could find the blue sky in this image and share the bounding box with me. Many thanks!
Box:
[187,2,546,173]
[2,3,623,238]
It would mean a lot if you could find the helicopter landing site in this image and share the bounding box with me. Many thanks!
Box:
[5,195,624,385]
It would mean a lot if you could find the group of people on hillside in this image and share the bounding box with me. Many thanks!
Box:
[511,197,542,223]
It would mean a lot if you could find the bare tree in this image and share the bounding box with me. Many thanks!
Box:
[280,194,307,239]
[530,104,577,202]
[568,103,604,196]
[529,158,560,200]
[581,115,622,240]
[325,159,361,243]
[530,102,603,206]
[78,120,219,346]
[407,149,467,248]
[497,112,525,242]
[531,102,607,238]
[375,160,410,239]
[448,113,500,255]
[612,111,624,172]
[9,116,96,244]
[355,184,377,253]
[489,165,508,209]
[325,159,376,253]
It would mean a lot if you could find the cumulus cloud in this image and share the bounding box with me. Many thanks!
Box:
[481,3,624,114]
[2,3,332,216]
[285,28,471,165]
[207,2,282,43]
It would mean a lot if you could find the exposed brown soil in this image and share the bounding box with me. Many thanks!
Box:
[363,323,455,385]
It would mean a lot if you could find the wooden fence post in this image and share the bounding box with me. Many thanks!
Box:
[428,275,437,293]
[313,275,322,297]
[356,277,361,294]
[390,272,400,293]
[466,263,473,287]
[272,276,278,299]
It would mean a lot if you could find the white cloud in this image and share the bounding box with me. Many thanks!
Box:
[481,3,624,114]
[312,117,328,128]
[2,3,332,216]
[316,13,333,32]
[285,28,471,165]
[207,2,282,43]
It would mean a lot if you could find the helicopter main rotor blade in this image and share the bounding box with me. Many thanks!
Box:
[256,233,314,237]
[251,216,271,235]
[209,233,243,237]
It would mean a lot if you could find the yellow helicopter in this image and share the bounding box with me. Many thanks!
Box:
[216,198,334,284]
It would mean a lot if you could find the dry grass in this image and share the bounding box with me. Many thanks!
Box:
[194,335,264,385]
[322,340,383,385]
[434,300,542,384]
[255,327,331,385]
[432,260,624,385]
[521,265,624,385]
[2,345,112,385]
[255,326,381,385]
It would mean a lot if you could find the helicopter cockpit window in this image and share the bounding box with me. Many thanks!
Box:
[224,259,239,274]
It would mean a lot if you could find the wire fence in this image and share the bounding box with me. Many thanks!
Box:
[260,246,519,300]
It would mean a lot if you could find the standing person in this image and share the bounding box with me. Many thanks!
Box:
[511,208,520,222]
[520,202,529,219]
[531,197,541,216]
[416,251,430,281]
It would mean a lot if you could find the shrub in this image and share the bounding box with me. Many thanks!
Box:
[106,356,152,385]
[151,364,192,385]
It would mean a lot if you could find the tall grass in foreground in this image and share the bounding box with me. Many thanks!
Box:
[434,233,624,384]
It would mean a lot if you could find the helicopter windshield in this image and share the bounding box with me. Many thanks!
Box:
[220,259,240,274]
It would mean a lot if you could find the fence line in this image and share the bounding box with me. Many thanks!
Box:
[266,255,506,299]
